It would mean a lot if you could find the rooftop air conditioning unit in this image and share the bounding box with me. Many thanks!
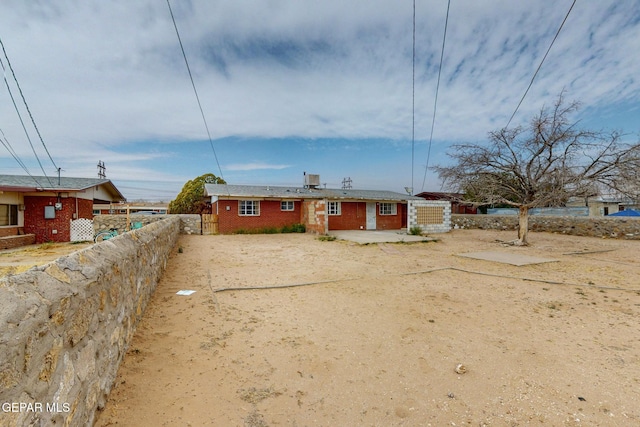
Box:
[304,173,321,188]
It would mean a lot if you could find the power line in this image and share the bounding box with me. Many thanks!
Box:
[411,0,416,195]
[420,0,451,192]
[0,36,59,172]
[0,127,42,186]
[505,0,577,129]
[0,54,53,187]
[166,0,225,183]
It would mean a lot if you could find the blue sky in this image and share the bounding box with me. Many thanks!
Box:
[1,1,639,201]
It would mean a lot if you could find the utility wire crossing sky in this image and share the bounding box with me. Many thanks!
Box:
[0,1,639,201]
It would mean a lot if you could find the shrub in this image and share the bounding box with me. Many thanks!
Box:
[233,224,306,235]
[409,226,423,236]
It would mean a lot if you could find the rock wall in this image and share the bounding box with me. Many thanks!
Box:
[0,217,180,426]
[452,214,640,239]
[93,214,201,236]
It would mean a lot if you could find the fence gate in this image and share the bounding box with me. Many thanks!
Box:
[201,214,219,235]
[70,218,94,242]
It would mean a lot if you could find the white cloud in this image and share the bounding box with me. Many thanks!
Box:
[1,0,639,197]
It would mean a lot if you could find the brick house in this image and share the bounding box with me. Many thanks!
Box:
[204,183,422,234]
[0,175,125,245]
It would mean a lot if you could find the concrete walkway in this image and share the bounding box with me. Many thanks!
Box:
[328,229,435,244]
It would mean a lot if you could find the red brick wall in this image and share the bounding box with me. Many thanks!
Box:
[376,203,403,230]
[24,196,94,243]
[213,199,406,233]
[327,202,404,230]
[215,200,303,234]
[0,234,36,250]
[327,202,366,230]
[0,227,20,238]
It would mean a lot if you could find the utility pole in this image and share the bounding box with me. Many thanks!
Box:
[97,161,106,179]
[341,177,352,189]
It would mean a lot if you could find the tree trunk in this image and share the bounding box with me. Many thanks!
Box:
[517,206,529,246]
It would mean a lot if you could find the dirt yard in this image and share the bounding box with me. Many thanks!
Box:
[94,230,640,426]
[0,242,93,278]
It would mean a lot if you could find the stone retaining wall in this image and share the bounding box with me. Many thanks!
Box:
[93,214,201,236]
[0,217,180,426]
[452,214,640,239]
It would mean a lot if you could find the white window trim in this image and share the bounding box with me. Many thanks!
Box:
[281,201,295,211]
[379,203,397,215]
[239,200,260,216]
[327,201,341,216]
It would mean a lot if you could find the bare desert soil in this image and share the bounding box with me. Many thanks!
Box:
[95,230,640,427]
[0,242,93,278]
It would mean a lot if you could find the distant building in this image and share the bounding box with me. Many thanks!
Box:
[415,192,477,214]
[93,202,168,215]
[566,196,624,217]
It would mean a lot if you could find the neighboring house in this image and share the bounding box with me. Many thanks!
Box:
[416,192,477,214]
[566,196,623,217]
[204,183,423,234]
[93,202,168,215]
[0,175,125,244]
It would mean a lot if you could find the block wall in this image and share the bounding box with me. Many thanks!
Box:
[215,200,303,234]
[407,200,451,233]
[0,217,180,427]
[23,197,93,243]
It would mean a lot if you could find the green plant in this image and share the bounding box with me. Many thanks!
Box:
[317,235,336,242]
[409,226,422,236]
[233,224,306,235]
[282,223,306,233]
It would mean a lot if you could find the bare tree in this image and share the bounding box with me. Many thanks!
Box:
[435,93,640,245]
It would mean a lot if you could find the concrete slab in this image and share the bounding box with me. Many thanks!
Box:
[457,251,558,266]
[329,230,435,244]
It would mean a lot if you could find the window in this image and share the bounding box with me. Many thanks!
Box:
[0,204,18,226]
[281,201,295,211]
[239,200,260,216]
[379,203,397,215]
[327,201,341,215]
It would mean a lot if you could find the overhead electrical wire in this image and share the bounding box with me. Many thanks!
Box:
[411,0,416,195]
[0,127,42,186]
[504,0,577,129]
[0,36,59,174]
[0,53,53,187]
[166,0,225,183]
[420,0,451,192]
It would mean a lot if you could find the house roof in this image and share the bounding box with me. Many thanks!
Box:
[204,184,422,202]
[0,175,126,201]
